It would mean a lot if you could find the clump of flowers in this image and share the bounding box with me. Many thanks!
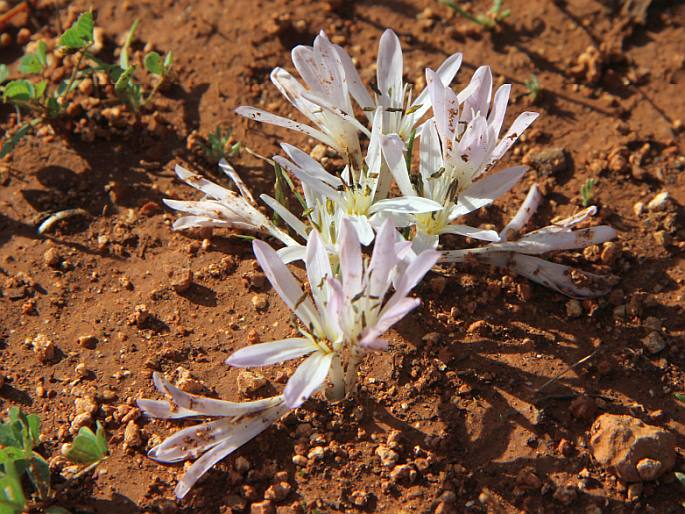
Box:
[143,28,617,497]
[139,219,438,497]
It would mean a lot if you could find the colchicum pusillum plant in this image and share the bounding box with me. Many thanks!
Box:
[143,28,618,497]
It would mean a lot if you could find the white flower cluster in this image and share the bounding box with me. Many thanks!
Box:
[140,29,616,498]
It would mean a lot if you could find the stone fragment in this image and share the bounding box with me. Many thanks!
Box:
[528,147,570,176]
[646,191,669,211]
[589,413,675,482]
[641,331,666,354]
[236,370,266,395]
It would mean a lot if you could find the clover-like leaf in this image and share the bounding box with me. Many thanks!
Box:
[2,80,35,103]
[58,12,94,50]
[143,52,164,76]
[19,41,48,74]
[65,422,108,465]
[0,471,25,514]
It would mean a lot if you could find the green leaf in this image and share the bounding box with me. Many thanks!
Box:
[676,471,685,486]
[163,51,173,71]
[47,96,61,118]
[143,52,164,76]
[65,422,108,465]
[18,41,48,74]
[114,66,135,95]
[0,122,34,158]
[26,454,50,500]
[34,80,48,101]
[0,472,25,514]
[675,393,685,402]
[119,18,140,69]
[2,80,35,103]
[58,12,94,50]
[0,65,8,84]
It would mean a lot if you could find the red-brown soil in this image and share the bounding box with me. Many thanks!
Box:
[1,0,684,512]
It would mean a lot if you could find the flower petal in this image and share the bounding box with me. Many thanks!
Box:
[369,196,443,215]
[252,240,321,332]
[284,351,334,408]
[338,217,363,299]
[450,166,527,219]
[499,184,542,241]
[260,194,308,239]
[227,338,316,368]
[380,134,417,197]
[377,29,403,104]
[440,224,500,242]
[174,401,289,499]
[235,106,336,148]
[487,111,539,167]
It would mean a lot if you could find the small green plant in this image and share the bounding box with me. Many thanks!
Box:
[0,408,108,513]
[0,11,173,157]
[580,178,598,207]
[200,127,241,164]
[524,74,541,103]
[439,0,510,29]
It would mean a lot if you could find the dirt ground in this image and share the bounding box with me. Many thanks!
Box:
[1,0,684,512]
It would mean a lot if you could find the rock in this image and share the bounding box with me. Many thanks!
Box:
[251,294,269,311]
[528,147,570,176]
[236,370,266,395]
[569,396,597,420]
[123,420,142,450]
[627,482,643,501]
[635,458,662,481]
[292,454,307,466]
[600,242,620,265]
[250,500,275,514]
[174,367,206,394]
[307,446,325,461]
[43,247,62,268]
[234,456,250,472]
[128,304,150,327]
[641,331,666,354]
[633,201,644,216]
[75,362,89,378]
[30,334,56,363]
[309,144,328,161]
[516,467,542,490]
[646,191,669,211]
[566,299,583,318]
[264,481,291,502]
[422,332,442,345]
[75,396,98,416]
[70,413,92,432]
[390,464,417,483]
[349,490,370,507]
[77,334,98,349]
[375,445,399,467]
[589,413,675,482]
[171,268,193,293]
[552,485,577,505]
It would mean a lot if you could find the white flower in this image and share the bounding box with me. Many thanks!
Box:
[163,159,298,247]
[227,217,439,405]
[338,29,463,140]
[236,31,368,167]
[381,65,539,252]
[236,30,463,167]
[138,373,289,499]
[441,185,618,297]
[271,109,443,248]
